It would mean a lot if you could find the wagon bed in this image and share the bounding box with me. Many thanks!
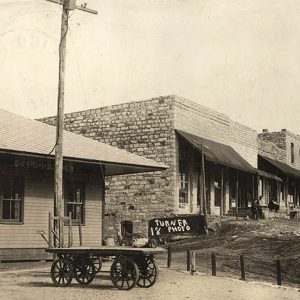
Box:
[45,246,166,290]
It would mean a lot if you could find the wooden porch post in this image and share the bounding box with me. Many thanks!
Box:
[285,176,289,212]
[257,174,260,200]
[198,166,203,215]
[252,174,255,201]
[220,166,224,217]
[236,171,239,220]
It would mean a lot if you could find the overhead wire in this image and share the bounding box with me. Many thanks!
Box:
[44,5,106,182]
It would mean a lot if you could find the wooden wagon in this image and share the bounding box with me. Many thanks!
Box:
[45,246,165,290]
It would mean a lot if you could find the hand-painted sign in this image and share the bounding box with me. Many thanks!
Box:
[148,215,206,237]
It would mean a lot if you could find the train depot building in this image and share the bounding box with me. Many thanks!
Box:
[0,109,166,261]
[39,95,300,238]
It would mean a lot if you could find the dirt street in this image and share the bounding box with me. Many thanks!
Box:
[0,262,299,300]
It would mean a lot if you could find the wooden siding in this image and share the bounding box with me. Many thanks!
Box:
[0,171,103,250]
[67,183,103,247]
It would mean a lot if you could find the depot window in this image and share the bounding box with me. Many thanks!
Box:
[0,177,24,223]
[64,182,85,224]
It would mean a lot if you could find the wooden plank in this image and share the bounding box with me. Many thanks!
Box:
[45,246,166,256]
[49,212,53,248]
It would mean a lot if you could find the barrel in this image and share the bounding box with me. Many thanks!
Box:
[106,237,115,246]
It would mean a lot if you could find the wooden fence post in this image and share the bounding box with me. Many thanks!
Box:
[59,216,64,248]
[68,212,73,247]
[240,255,245,280]
[211,252,216,276]
[167,246,172,268]
[78,215,82,246]
[187,249,191,272]
[276,259,282,286]
[48,212,53,248]
[191,251,196,275]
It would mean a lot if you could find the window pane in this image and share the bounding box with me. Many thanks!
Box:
[179,173,189,204]
[2,199,11,219]
[3,180,12,199]
[1,178,23,222]
[12,200,21,221]
[65,182,84,223]
[12,179,22,199]
[67,204,75,219]
[75,188,81,202]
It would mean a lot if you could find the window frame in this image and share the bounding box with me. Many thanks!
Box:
[179,170,190,204]
[0,176,25,224]
[214,166,222,207]
[64,181,85,225]
[291,142,295,164]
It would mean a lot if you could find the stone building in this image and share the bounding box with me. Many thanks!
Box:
[258,129,300,215]
[40,95,268,238]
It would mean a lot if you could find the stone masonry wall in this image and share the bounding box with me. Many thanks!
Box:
[258,131,287,150]
[39,95,177,237]
[258,130,300,170]
[257,139,286,162]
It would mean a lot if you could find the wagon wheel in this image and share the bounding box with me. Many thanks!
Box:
[148,238,157,248]
[91,254,102,273]
[50,258,73,286]
[136,255,159,288]
[110,256,139,290]
[74,255,96,285]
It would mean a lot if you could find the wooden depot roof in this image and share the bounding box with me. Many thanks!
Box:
[0,109,168,176]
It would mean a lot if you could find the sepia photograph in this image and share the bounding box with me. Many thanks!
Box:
[0,1,300,299]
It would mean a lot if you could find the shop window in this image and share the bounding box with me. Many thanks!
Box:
[0,177,24,223]
[214,182,221,207]
[291,143,295,164]
[258,178,264,197]
[229,173,236,200]
[121,220,133,238]
[214,166,221,207]
[64,182,85,224]
[179,170,189,203]
[178,139,190,204]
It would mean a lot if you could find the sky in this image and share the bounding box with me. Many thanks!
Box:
[1,0,300,134]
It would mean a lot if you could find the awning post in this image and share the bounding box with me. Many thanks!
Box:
[220,166,224,217]
[236,171,239,220]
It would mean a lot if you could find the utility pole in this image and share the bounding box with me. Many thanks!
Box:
[46,0,97,247]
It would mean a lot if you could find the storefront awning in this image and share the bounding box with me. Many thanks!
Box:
[176,130,255,174]
[259,155,300,179]
[256,169,283,182]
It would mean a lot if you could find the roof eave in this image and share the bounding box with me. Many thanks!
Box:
[0,149,168,175]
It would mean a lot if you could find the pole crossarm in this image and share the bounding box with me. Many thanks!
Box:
[46,0,98,15]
